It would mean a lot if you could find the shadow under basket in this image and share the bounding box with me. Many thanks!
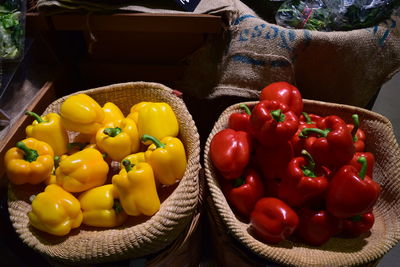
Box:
[204,99,400,267]
[7,82,202,265]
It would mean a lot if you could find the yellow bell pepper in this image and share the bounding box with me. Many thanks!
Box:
[44,155,66,185]
[4,138,54,185]
[95,118,140,161]
[102,102,125,126]
[25,111,69,156]
[128,102,179,145]
[121,152,146,169]
[56,148,109,193]
[112,160,160,216]
[28,184,83,236]
[60,94,104,134]
[142,135,186,185]
[78,184,128,228]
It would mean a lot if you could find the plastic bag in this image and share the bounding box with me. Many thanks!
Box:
[0,0,26,60]
[275,0,400,31]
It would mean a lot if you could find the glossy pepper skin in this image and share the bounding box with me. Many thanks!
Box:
[56,148,109,193]
[342,212,374,237]
[347,114,366,152]
[25,111,69,156]
[326,157,381,218]
[291,112,320,156]
[299,112,321,125]
[254,141,293,181]
[60,94,105,134]
[102,102,125,126]
[96,118,140,161]
[210,129,252,179]
[228,104,252,132]
[349,152,375,178]
[112,160,160,216]
[250,100,299,148]
[259,82,303,116]
[28,184,83,236]
[121,152,146,168]
[296,207,342,246]
[78,184,128,228]
[300,115,355,170]
[142,134,187,185]
[5,138,54,185]
[279,150,329,208]
[222,168,265,218]
[129,102,179,145]
[250,197,299,244]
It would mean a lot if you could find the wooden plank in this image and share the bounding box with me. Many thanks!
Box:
[51,13,222,33]
[26,13,52,31]
[0,81,56,180]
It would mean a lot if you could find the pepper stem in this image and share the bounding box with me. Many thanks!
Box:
[299,128,330,138]
[25,111,44,123]
[357,156,367,180]
[301,112,313,124]
[239,104,251,115]
[232,178,245,188]
[16,141,39,162]
[68,142,89,151]
[141,134,166,149]
[270,109,285,122]
[122,159,133,172]
[351,114,359,142]
[349,215,362,222]
[103,127,122,137]
[113,199,123,214]
[301,150,316,177]
[54,155,61,169]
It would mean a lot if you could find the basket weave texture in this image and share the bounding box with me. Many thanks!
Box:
[204,99,400,267]
[7,82,201,264]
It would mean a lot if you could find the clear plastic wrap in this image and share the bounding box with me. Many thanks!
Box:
[0,0,26,61]
[275,0,400,31]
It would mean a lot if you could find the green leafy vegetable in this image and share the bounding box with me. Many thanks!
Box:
[0,4,23,59]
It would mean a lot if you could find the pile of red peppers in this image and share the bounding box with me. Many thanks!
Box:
[210,82,381,246]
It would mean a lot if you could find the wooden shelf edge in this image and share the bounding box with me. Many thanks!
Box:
[26,12,223,33]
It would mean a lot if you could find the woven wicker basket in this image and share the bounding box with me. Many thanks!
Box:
[204,99,400,267]
[7,82,201,265]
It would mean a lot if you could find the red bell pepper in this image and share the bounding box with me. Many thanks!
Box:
[250,197,299,244]
[342,212,374,237]
[326,157,381,218]
[222,168,265,218]
[349,152,375,178]
[299,115,355,170]
[259,82,303,116]
[254,141,293,181]
[250,100,299,148]
[228,104,252,132]
[346,114,366,152]
[210,129,252,179]
[296,207,343,246]
[299,112,321,125]
[278,150,329,208]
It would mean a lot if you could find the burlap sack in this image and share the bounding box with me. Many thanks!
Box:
[204,99,400,267]
[7,82,201,265]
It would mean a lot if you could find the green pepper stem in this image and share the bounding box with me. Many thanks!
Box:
[301,112,313,124]
[301,150,316,177]
[233,178,245,188]
[113,199,123,214]
[122,159,133,172]
[270,109,285,122]
[141,134,165,149]
[239,104,251,115]
[25,111,44,123]
[16,141,39,162]
[351,114,359,142]
[299,128,330,138]
[349,215,362,222]
[68,142,89,150]
[357,156,367,180]
[103,127,122,137]
[54,155,60,169]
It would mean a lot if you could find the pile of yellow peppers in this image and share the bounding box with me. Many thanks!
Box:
[4,94,187,236]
